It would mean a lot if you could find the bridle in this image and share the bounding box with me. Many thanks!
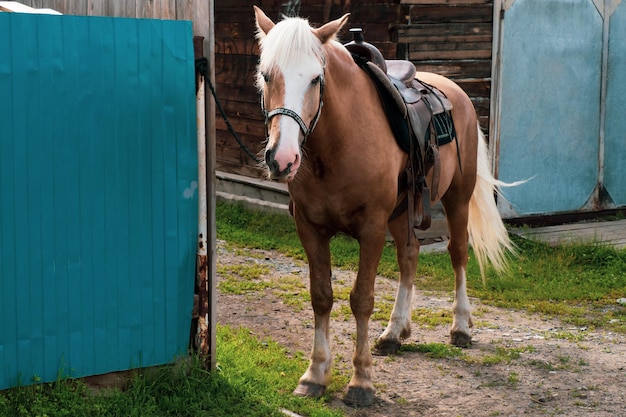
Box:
[260,74,325,147]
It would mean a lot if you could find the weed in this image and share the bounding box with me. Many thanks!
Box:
[507,372,520,385]
[271,275,309,310]
[331,304,353,322]
[475,344,535,366]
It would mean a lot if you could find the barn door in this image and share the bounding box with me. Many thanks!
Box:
[491,0,624,217]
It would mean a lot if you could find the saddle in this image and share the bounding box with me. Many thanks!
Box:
[344,29,457,236]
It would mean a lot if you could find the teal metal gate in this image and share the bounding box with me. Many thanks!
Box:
[0,13,197,389]
[492,0,625,217]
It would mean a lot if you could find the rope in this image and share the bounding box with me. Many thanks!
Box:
[195,57,262,164]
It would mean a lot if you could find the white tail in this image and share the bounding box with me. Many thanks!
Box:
[467,125,520,281]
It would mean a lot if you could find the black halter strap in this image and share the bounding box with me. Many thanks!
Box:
[261,77,324,146]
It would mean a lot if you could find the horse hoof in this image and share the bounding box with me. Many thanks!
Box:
[450,331,472,348]
[344,386,375,407]
[293,382,325,399]
[373,339,401,356]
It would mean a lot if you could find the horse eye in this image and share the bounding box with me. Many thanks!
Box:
[263,72,271,83]
[311,75,321,85]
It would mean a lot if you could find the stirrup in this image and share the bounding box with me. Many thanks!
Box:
[414,186,432,230]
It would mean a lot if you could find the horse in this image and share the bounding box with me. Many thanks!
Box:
[253,6,514,407]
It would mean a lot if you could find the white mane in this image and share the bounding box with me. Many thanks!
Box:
[256,16,326,84]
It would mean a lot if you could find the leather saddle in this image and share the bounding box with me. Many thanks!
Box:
[345,29,457,234]
[366,59,453,149]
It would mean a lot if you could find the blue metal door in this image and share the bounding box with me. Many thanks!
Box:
[492,0,625,217]
[605,2,626,207]
[0,13,197,389]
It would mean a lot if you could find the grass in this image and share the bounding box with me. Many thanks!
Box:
[217,201,626,333]
[7,202,623,416]
[399,342,464,359]
[0,326,342,417]
[217,264,273,294]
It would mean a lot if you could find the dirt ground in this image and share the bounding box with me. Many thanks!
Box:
[216,240,626,417]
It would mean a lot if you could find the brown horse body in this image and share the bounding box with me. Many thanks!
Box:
[254,7,513,406]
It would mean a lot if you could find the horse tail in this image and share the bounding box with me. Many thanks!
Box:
[467,124,518,282]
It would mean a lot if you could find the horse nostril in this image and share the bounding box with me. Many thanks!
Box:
[265,149,279,172]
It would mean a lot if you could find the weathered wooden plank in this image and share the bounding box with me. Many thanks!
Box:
[454,79,490,97]
[213,85,257,103]
[175,0,193,21]
[216,132,263,165]
[409,48,491,60]
[215,59,257,92]
[402,0,491,4]
[216,119,265,139]
[395,22,493,39]
[217,159,265,179]
[414,59,492,78]
[409,39,492,53]
[215,37,259,56]
[408,4,493,23]
[397,33,492,44]
[511,219,626,249]
[13,0,200,20]
[100,0,135,18]
[220,99,263,122]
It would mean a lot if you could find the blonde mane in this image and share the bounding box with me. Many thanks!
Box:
[256,16,327,86]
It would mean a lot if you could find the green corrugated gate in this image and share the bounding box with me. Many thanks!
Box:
[0,13,197,389]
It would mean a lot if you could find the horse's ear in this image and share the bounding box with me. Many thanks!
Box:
[314,13,350,44]
[254,6,275,37]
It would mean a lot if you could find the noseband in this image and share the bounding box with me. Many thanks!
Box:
[261,76,324,146]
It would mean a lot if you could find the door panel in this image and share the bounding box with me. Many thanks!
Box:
[605,2,626,206]
[496,0,603,216]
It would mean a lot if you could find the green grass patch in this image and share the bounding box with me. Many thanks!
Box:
[411,307,453,328]
[271,275,310,310]
[217,264,272,295]
[399,342,464,359]
[475,344,536,366]
[217,202,626,333]
[0,326,342,417]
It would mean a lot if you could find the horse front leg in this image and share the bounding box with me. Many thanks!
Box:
[293,222,334,399]
[344,231,386,407]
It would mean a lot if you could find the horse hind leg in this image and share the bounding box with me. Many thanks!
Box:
[441,196,474,347]
[374,213,419,356]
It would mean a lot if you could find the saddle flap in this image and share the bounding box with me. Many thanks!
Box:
[419,82,453,114]
[391,78,422,104]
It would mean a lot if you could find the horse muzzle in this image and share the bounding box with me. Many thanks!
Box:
[265,146,300,182]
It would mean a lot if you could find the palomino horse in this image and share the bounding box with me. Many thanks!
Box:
[254,6,514,406]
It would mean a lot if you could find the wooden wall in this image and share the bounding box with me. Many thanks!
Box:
[396,0,493,128]
[215,0,494,179]
[10,0,197,19]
